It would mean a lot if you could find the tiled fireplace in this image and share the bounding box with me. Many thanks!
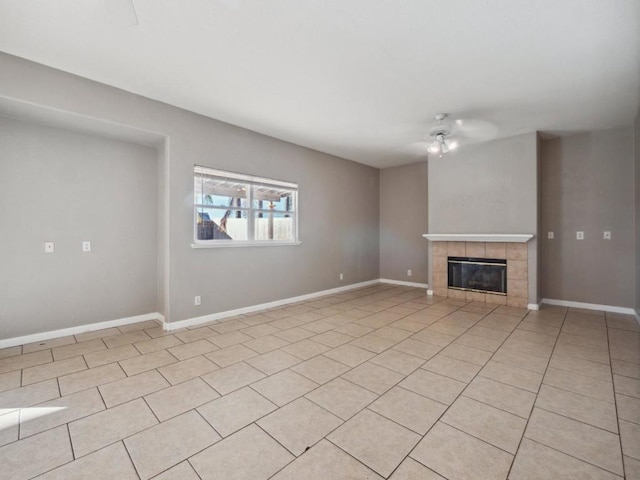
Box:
[425,235,533,309]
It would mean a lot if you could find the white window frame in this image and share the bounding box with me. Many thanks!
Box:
[192,165,300,248]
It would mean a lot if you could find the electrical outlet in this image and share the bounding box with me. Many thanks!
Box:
[576,231,584,240]
[82,241,91,252]
[194,296,201,306]
[547,231,554,239]
[604,231,611,240]
[45,242,55,253]
[339,273,344,281]
[407,269,412,277]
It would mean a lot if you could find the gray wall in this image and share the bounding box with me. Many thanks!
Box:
[0,116,158,338]
[540,127,635,308]
[537,133,543,307]
[0,52,380,335]
[427,132,539,303]
[379,162,428,284]
[635,112,640,314]
[157,142,169,318]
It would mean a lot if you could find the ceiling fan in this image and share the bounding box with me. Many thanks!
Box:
[427,113,457,156]
[423,113,498,157]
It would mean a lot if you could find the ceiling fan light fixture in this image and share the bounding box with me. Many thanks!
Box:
[427,114,458,157]
[427,138,442,154]
[428,132,456,156]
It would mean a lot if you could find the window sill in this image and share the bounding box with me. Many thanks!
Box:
[191,241,302,249]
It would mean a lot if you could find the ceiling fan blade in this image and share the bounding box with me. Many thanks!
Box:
[105,0,138,27]
[405,141,431,156]
[452,118,499,141]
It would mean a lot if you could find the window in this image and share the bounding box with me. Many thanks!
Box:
[193,166,298,246]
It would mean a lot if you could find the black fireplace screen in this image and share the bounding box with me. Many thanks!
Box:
[448,257,507,295]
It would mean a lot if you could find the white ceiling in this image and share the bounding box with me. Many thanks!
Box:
[0,0,638,168]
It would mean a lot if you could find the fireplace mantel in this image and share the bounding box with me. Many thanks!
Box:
[422,234,534,243]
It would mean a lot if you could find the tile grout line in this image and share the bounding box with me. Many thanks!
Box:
[418,307,535,462]
[506,310,629,478]
[211,384,280,430]
[330,305,481,404]
[606,311,627,480]
[141,394,163,425]
[186,457,205,480]
[504,306,568,479]
[30,424,81,479]
[15,387,110,443]
[382,300,520,479]
[257,294,470,478]
[453,393,532,421]
[92,395,219,478]
[230,296,453,404]
[66,422,76,461]
[524,436,627,476]
[192,406,223,439]
[438,421,519,457]
[529,404,620,435]
[254,420,318,462]
[121,438,143,480]
[615,392,640,426]
[303,378,383,421]
[534,376,615,401]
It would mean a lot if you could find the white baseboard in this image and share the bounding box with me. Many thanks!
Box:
[0,312,165,350]
[164,280,382,331]
[379,279,429,289]
[635,309,640,325]
[541,298,637,315]
[0,279,429,347]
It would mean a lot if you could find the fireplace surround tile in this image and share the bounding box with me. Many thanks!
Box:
[466,292,486,303]
[433,271,447,289]
[431,240,530,309]
[433,242,448,256]
[509,280,528,299]
[433,256,447,273]
[448,242,465,256]
[434,287,448,297]
[485,243,506,258]
[465,242,486,258]
[447,289,466,300]
[486,294,508,306]
[508,261,528,281]
[507,243,527,260]
[507,297,528,309]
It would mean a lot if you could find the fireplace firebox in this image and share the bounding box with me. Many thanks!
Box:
[447,256,507,295]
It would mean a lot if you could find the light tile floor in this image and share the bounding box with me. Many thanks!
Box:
[1,284,639,479]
